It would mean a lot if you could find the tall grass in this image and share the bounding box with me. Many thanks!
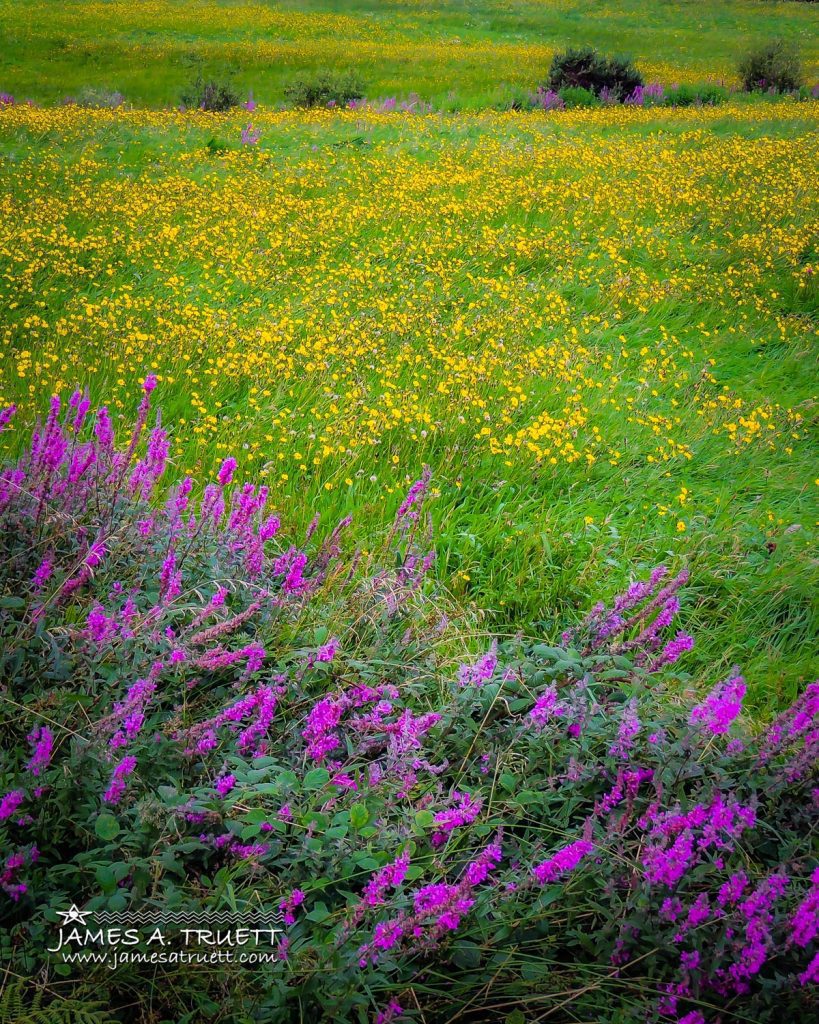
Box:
[0,101,816,710]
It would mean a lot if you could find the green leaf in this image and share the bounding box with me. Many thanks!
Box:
[499,772,517,793]
[303,767,330,790]
[305,901,331,923]
[95,813,120,841]
[452,941,481,969]
[353,854,380,870]
[96,865,116,892]
[350,802,369,828]
[107,891,127,912]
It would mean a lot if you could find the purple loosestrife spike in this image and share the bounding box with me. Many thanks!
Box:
[159,546,182,603]
[649,632,694,671]
[122,383,155,469]
[354,850,411,926]
[86,602,119,645]
[241,123,260,145]
[215,774,236,797]
[718,872,749,908]
[529,87,565,111]
[431,791,482,846]
[532,839,594,884]
[790,867,819,947]
[279,888,305,925]
[69,389,91,433]
[0,405,16,432]
[94,406,114,449]
[359,841,500,964]
[395,465,430,527]
[690,674,746,735]
[464,840,502,886]
[218,457,237,486]
[641,794,756,889]
[103,755,137,804]
[129,425,169,499]
[757,682,819,781]
[62,538,108,596]
[457,641,497,687]
[375,1000,404,1024]
[26,726,54,776]
[642,830,696,888]
[108,677,156,749]
[609,698,641,758]
[800,951,819,986]
[192,642,265,676]
[725,873,789,989]
[31,556,53,592]
[180,684,279,758]
[0,790,25,820]
[1,844,39,901]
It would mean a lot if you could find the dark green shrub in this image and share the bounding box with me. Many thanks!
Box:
[558,85,599,108]
[739,38,803,92]
[547,46,643,99]
[283,68,365,108]
[180,70,239,112]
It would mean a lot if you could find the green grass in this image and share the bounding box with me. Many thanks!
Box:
[0,98,816,710]
[0,0,817,108]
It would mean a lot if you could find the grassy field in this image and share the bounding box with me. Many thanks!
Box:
[1,6,819,1021]
[1,98,817,708]
[0,0,818,108]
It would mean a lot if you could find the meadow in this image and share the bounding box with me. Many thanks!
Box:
[0,100,817,707]
[1,4,818,1022]
[0,0,818,108]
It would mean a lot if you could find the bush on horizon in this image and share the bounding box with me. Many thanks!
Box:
[546,47,644,100]
[0,389,817,1023]
[739,38,803,92]
[283,68,366,109]
[179,63,240,112]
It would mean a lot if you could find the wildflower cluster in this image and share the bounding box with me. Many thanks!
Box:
[0,391,815,1024]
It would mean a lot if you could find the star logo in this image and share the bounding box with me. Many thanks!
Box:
[56,904,93,926]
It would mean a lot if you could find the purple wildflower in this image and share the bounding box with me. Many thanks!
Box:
[532,839,594,885]
[26,726,54,776]
[214,774,236,797]
[103,755,137,804]
[690,674,746,735]
[0,790,25,821]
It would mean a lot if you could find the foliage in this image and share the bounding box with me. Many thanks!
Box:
[739,38,804,92]
[180,68,240,112]
[664,83,729,106]
[557,85,599,108]
[0,391,817,1023]
[283,68,365,108]
[547,46,644,100]
[0,979,118,1024]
